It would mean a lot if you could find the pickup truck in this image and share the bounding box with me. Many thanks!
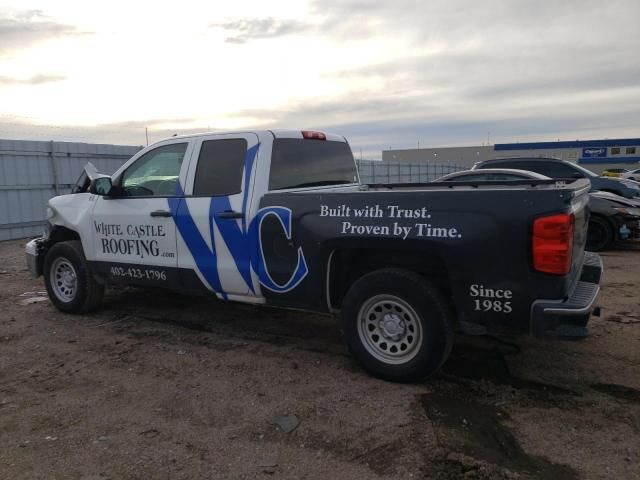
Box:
[25,130,603,381]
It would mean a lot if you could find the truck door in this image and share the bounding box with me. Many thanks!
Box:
[90,141,192,288]
[172,133,260,298]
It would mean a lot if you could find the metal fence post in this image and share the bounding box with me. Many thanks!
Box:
[49,140,61,196]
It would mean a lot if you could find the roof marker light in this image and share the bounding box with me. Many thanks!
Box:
[302,130,326,140]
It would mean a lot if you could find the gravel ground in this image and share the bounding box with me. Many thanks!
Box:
[0,238,639,480]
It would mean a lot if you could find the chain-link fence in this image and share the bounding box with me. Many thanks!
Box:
[356,160,466,184]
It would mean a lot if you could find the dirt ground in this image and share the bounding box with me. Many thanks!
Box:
[0,238,639,480]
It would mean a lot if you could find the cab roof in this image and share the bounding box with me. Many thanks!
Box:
[153,129,347,143]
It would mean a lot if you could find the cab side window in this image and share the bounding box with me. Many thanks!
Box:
[193,139,247,196]
[121,143,188,197]
[503,161,542,175]
[544,163,582,178]
[450,174,490,181]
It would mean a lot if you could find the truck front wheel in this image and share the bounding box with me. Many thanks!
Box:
[341,269,454,382]
[43,240,104,313]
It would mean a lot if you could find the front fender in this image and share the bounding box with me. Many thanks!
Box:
[48,193,96,259]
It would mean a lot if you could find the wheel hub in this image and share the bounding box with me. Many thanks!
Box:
[379,314,405,340]
[62,270,75,287]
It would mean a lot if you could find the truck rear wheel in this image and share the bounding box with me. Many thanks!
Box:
[44,240,104,313]
[341,269,454,382]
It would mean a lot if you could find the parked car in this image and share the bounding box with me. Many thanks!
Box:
[587,191,640,251]
[25,130,602,381]
[601,168,629,178]
[436,169,640,251]
[472,157,640,198]
[435,168,550,182]
[621,168,640,182]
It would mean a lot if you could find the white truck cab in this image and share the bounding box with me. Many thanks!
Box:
[26,129,358,306]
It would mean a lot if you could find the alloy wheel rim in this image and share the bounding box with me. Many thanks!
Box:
[50,257,77,302]
[357,295,423,364]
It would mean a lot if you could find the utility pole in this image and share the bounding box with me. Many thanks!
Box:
[145,127,149,146]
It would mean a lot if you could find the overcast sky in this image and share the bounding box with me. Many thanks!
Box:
[0,0,638,157]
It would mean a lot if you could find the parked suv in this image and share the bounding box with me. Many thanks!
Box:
[472,157,640,198]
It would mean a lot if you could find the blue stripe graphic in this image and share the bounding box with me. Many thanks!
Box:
[169,185,226,299]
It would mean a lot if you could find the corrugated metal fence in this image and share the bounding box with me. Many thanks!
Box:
[0,139,140,241]
[357,160,465,184]
[0,142,467,242]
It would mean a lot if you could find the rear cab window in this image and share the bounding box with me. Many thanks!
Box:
[269,139,358,191]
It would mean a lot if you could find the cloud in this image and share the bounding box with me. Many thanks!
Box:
[298,0,640,154]
[0,9,86,55]
[225,75,640,158]
[0,115,211,146]
[211,18,312,44]
[2,1,639,159]
[0,74,66,86]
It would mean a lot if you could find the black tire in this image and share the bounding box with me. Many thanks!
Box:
[341,268,454,382]
[43,240,104,313]
[586,216,614,252]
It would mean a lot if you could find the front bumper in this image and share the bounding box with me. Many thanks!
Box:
[530,251,603,339]
[25,237,46,278]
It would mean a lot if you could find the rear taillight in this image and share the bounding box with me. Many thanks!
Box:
[301,130,326,140]
[532,213,574,275]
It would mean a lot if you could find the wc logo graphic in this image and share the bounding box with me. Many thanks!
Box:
[168,144,308,299]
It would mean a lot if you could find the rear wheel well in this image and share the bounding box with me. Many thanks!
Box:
[328,248,452,310]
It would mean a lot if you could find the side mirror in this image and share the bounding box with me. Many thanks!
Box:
[90,177,113,196]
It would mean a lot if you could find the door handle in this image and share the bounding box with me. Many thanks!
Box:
[150,210,172,218]
[216,210,243,219]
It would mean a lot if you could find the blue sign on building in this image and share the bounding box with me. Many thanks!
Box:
[582,147,607,158]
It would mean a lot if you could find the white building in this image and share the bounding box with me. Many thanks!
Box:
[382,138,640,174]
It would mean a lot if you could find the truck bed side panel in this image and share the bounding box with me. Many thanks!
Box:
[257,186,588,335]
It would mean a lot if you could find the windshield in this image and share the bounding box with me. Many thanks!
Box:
[269,139,358,190]
[571,162,597,177]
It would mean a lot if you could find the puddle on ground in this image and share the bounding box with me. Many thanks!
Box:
[591,383,640,404]
[421,390,579,479]
[441,343,576,396]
